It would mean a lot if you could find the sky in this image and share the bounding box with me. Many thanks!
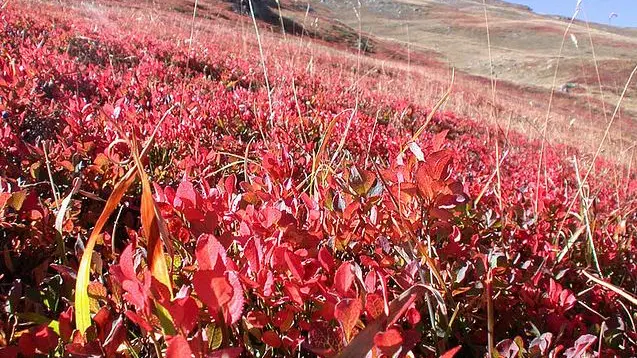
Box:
[504,0,637,28]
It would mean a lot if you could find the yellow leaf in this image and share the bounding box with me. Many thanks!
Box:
[207,324,223,350]
[74,168,137,334]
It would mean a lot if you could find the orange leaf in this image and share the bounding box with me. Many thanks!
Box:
[373,328,403,356]
[140,175,172,295]
[335,298,362,343]
[365,293,384,320]
[131,137,173,298]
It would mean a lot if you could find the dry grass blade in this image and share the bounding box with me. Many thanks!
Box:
[556,226,586,264]
[43,141,61,209]
[474,149,509,207]
[338,284,442,358]
[54,177,82,263]
[330,102,357,166]
[247,0,273,119]
[581,270,637,306]
[309,112,342,192]
[485,270,494,357]
[318,111,346,160]
[401,68,454,153]
[244,137,254,184]
[74,168,137,334]
[572,157,601,275]
[55,177,81,235]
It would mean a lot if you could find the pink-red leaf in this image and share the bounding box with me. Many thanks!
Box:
[196,234,227,273]
[193,270,233,315]
[166,335,193,358]
[226,271,244,325]
[334,262,354,296]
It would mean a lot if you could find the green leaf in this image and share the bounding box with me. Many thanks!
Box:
[207,324,223,350]
[17,313,60,335]
[155,301,176,336]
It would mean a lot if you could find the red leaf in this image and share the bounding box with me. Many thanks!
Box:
[318,247,334,272]
[365,293,385,320]
[110,244,152,313]
[415,169,437,202]
[378,271,390,316]
[406,307,421,326]
[174,181,197,209]
[273,309,294,331]
[423,150,453,180]
[364,270,377,293]
[432,129,449,151]
[225,271,244,325]
[285,250,305,282]
[373,328,403,356]
[193,270,233,315]
[119,244,137,282]
[564,334,597,358]
[247,310,269,329]
[262,330,282,348]
[283,283,304,306]
[496,339,520,358]
[196,234,227,273]
[260,207,281,228]
[18,331,36,356]
[244,238,262,273]
[166,335,193,358]
[59,306,74,342]
[439,345,462,358]
[103,315,126,357]
[529,333,553,355]
[168,297,199,335]
[334,262,355,296]
[125,310,153,332]
[0,346,18,358]
[33,325,59,354]
[0,192,11,209]
[224,174,237,197]
[335,298,362,342]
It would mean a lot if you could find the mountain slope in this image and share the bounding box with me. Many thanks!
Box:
[303,0,637,159]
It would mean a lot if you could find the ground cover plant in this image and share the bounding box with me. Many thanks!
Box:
[0,0,636,357]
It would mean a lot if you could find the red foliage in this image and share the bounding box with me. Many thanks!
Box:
[0,1,635,357]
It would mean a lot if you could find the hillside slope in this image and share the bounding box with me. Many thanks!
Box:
[302,0,637,161]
